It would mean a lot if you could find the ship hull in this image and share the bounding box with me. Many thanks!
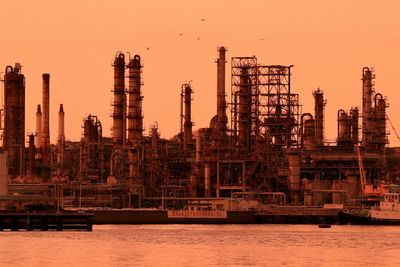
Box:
[339,211,400,225]
[91,209,255,224]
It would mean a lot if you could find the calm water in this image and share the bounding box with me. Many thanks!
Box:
[0,224,400,266]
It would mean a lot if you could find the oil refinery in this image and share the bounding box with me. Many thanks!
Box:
[1,47,400,221]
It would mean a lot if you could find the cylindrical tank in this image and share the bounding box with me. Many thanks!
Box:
[350,107,359,144]
[112,52,126,145]
[313,88,325,146]
[337,109,351,145]
[362,67,374,148]
[127,54,143,145]
[3,64,26,177]
[42,73,50,166]
[83,118,92,143]
[375,93,386,150]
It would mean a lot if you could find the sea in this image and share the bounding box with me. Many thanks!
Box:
[0,224,399,267]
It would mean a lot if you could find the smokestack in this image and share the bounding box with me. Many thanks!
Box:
[57,104,65,175]
[28,134,35,176]
[216,47,227,130]
[211,47,228,150]
[183,83,193,150]
[58,104,65,142]
[35,104,42,148]
[42,73,50,165]
[112,52,126,146]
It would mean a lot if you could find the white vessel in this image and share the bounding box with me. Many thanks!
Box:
[370,193,400,220]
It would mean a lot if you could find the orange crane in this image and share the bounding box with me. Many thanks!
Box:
[387,115,400,143]
[354,144,386,197]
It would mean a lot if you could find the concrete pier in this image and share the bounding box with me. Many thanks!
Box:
[0,212,93,231]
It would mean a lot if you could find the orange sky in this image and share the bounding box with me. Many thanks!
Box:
[1,0,400,146]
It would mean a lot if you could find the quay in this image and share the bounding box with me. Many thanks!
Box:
[254,206,343,224]
[0,212,94,231]
[74,206,344,225]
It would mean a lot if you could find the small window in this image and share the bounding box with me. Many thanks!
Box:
[216,204,224,211]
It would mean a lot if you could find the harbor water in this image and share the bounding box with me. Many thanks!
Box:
[0,224,400,266]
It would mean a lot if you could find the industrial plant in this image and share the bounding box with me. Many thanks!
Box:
[1,47,400,212]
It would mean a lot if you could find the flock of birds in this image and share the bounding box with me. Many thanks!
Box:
[145,18,265,51]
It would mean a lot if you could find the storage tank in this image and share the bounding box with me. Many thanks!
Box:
[337,109,351,145]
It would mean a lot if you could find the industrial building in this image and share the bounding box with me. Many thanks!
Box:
[1,48,399,209]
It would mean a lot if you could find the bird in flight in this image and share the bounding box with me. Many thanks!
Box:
[196,37,201,40]
[178,33,183,36]
[200,18,206,21]
[146,47,150,51]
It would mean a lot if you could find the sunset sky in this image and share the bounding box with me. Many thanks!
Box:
[1,0,400,146]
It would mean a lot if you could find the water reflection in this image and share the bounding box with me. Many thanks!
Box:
[0,225,399,266]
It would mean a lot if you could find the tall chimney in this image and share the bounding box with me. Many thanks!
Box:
[216,47,227,131]
[35,104,42,148]
[58,104,65,142]
[57,104,65,174]
[183,83,193,150]
[28,133,35,176]
[212,47,228,150]
[41,74,50,166]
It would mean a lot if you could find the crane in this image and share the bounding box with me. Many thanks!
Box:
[387,115,400,143]
[354,144,367,195]
[354,144,386,197]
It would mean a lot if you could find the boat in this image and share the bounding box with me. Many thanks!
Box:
[340,193,400,225]
[318,224,332,228]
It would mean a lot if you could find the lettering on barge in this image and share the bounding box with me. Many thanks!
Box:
[167,210,228,218]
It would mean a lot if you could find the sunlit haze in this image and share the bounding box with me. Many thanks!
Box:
[1,0,399,145]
